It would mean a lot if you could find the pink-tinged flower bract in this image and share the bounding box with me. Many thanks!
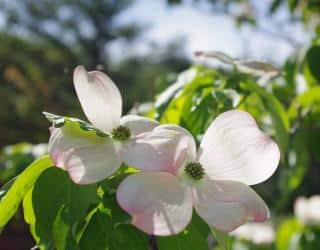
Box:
[117,110,280,235]
[47,66,160,184]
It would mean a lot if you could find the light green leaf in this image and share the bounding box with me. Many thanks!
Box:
[244,81,290,156]
[0,155,53,229]
[288,86,320,120]
[211,228,231,250]
[155,68,197,112]
[276,218,304,250]
[43,111,110,138]
[0,177,17,200]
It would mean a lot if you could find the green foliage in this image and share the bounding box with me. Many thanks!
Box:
[24,167,98,249]
[43,112,110,138]
[243,80,290,157]
[276,218,304,250]
[304,46,320,86]
[1,50,320,249]
[0,155,52,229]
[1,10,320,246]
[79,198,148,250]
[0,142,47,182]
[211,228,232,250]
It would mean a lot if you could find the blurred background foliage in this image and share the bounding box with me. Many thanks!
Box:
[0,0,320,249]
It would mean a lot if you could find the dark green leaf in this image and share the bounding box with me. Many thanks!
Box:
[157,213,209,250]
[27,167,98,248]
[304,46,320,85]
[80,193,148,250]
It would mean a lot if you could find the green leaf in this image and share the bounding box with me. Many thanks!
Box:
[43,111,110,138]
[159,66,218,136]
[52,206,80,250]
[79,210,111,250]
[155,67,197,114]
[0,142,36,182]
[276,218,304,250]
[0,155,53,229]
[244,81,290,156]
[288,0,299,11]
[211,228,231,250]
[234,60,280,78]
[195,51,280,78]
[26,167,98,249]
[80,193,148,250]
[157,213,209,250]
[0,177,16,200]
[304,45,320,85]
[288,86,320,120]
[270,0,282,13]
[195,51,234,64]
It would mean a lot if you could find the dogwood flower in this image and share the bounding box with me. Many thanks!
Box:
[117,110,280,235]
[231,222,275,244]
[294,196,320,225]
[47,65,165,184]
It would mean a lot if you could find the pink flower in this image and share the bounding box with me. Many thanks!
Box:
[116,110,280,235]
[48,66,162,184]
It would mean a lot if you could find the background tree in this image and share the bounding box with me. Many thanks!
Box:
[0,0,189,147]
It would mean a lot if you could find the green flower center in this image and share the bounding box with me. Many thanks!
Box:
[112,125,131,141]
[184,162,205,181]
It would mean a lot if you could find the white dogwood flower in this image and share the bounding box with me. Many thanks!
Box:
[231,222,275,244]
[47,66,161,184]
[117,110,280,235]
[294,196,320,225]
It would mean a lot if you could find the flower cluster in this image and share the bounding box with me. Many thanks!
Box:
[231,222,275,245]
[46,66,280,236]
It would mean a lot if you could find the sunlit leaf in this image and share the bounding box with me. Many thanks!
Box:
[0,155,52,229]
[195,50,280,78]
[211,228,231,250]
[234,60,280,78]
[43,112,110,138]
[276,218,304,250]
[195,51,234,64]
[288,86,320,120]
[155,68,197,113]
[244,81,290,156]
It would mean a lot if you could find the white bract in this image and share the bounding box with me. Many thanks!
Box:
[294,196,320,225]
[117,110,280,236]
[231,222,275,245]
[47,66,167,184]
